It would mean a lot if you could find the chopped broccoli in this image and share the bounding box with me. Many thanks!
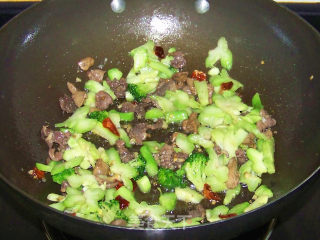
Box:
[127,84,147,102]
[99,200,128,224]
[183,153,208,192]
[88,110,108,122]
[128,154,146,180]
[52,168,75,184]
[157,168,186,190]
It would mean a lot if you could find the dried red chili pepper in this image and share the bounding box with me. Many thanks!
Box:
[203,183,221,201]
[219,213,237,219]
[115,195,130,209]
[32,167,45,180]
[191,70,207,81]
[131,179,138,192]
[220,81,233,91]
[115,181,124,190]
[102,117,120,136]
[154,46,165,59]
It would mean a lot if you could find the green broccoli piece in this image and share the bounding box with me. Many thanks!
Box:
[52,168,75,184]
[128,154,146,180]
[88,110,108,122]
[127,84,147,102]
[183,153,208,192]
[157,168,186,190]
[99,200,128,224]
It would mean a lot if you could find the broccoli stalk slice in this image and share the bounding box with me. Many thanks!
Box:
[140,146,158,177]
[254,185,273,199]
[246,148,267,176]
[145,108,164,120]
[165,110,189,123]
[175,187,204,204]
[223,184,241,205]
[228,202,250,215]
[205,37,233,70]
[252,93,264,110]
[107,68,123,81]
[244,195,269,213]
[176,133,195,154]
[206,205,229,222]
[194,80,209,106]
[159,192,177,211]
[136,175,151,193]
[257,138,275,174]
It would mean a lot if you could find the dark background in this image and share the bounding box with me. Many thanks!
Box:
[0,2,319,240]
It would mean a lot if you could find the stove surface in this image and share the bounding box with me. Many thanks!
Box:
[0,2,319,240]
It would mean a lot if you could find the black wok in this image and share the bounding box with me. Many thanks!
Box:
[0,0,319,239]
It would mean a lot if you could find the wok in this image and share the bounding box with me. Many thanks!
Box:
[0,0,319,239]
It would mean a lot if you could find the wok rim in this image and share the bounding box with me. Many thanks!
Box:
[0,0,319,232]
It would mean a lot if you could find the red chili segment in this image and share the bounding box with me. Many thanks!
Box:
[219,213,237,219]
[32,167,45,180]
[191,70,207,81]
[115,181,124,190]
[203,183,221,201]
[220,81,233,91]
[115,195,130,209]
[154,46,165,59]
[131,179,138,192]
[102,117,120,136]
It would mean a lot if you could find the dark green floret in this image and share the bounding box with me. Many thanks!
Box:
[88,110,108,122]
[127,84,147,102]
[128,154,146,180]
[52,168,75,184]
[157,168,186,189]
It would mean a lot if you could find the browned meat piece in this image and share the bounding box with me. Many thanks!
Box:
[95,91,113,110]
[116,140,135,163]
[129,123,148,145]
[188,204,206,218]
[52,131,71,148]
[186,78,196,95]
[78,57,94,71]
[172,152,189,169]
[170,51,186,69]
[41,126,71,161]
[226,158,240,189]
[235,148,247,165]
[107,78,127,98]
[121,102,136,113]
[182,112,199,134]
[256,109,276,132]
[60,181,70,193]
[67,82,87,108]
[208,83,214,104]
[67,82,77,94]
[87,69,105,82]
[95,175,120,188]
[110,219,127,226]
[242,133,256,148]
[153,145,187,170]
[48,148,63,161]
[154,78,177,96]
[264,129,273,138]
[147,119,163,130]
[172,72,188,85]
[170,132,179,143]
[93,159,110,176]
[214,144,222,155]
[155,144,175,169]
[72,91,87,107]
[59,94,77,113]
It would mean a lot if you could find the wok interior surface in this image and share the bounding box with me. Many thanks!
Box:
[0,0,319,239]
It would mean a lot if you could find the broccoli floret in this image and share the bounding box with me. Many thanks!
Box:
[128,154,146,180]
[52,168,75,184]
[183,153,208,192]
[99,200,128,224]
[157,168,186,190]
[88,110,108,122]
[127,84,146,102]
